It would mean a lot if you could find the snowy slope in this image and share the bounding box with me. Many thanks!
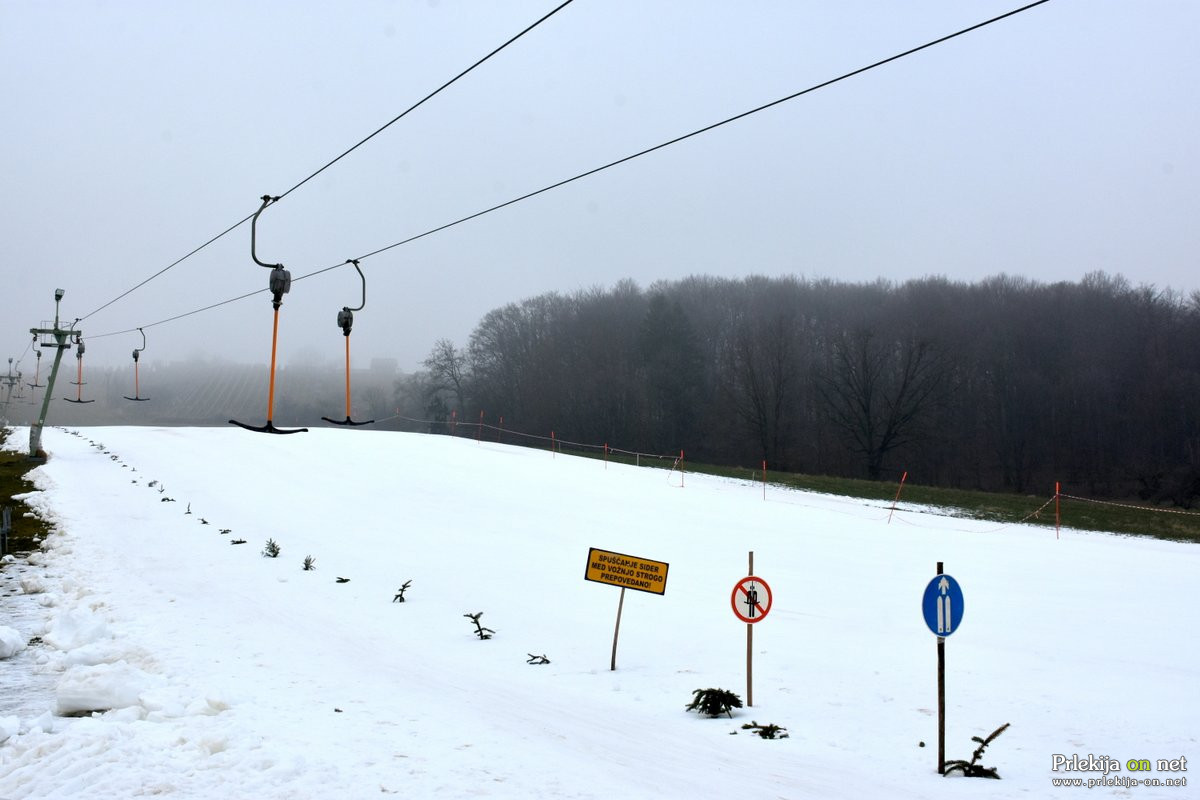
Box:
[1,425,1197,799]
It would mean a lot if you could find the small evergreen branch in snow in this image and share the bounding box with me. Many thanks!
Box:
[231,538,247,545]
[685,688,743,718]
[261,538,281,558]
[392,580,412,602]
[464,611,494,640]
[943,723,1010,779]
[336,576,350,583]
[740,721,788,739]
[302,555,316,571]
[526,653,550,665]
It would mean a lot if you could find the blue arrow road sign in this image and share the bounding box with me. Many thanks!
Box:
[922,574,964,637]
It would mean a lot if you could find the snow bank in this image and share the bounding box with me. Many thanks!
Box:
[43,606,110,651]
[19,575,46,594]
[55,660,167,716]
[0,625,26,659]
[0,715,19,743]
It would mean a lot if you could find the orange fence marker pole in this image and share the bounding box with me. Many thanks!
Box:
[1055,482,1061,539]
[888,470,908,524]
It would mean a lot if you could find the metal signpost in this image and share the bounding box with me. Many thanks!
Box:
[922,563,964,774]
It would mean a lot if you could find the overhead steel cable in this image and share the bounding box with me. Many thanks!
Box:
[275,0,577,203]
[349,0,1053,262]
[75,0,578,325]
[88,0,1051,341]
[79,212,258,324]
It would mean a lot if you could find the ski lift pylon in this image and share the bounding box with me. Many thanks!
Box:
[123,327,150,401]
[321,259,374,427]
[229,195,307,434]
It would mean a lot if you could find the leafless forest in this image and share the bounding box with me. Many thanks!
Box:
[10,272,1198,506]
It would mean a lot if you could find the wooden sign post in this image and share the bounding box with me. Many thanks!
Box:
[584,547,669,671]
[731,551,772,707]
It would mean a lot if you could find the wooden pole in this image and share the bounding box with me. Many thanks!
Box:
[936,560,946,775]
[747,550,754,707]
[762,460,767,501]
[1055,482,1061,539]
[888,470,908,524]
[477,410,484,442]
[610,586,626,671]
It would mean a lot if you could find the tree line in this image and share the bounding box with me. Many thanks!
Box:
[408,272,1200,506]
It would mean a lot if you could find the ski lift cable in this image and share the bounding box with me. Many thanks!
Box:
[276,0,577,204]
[73,0,578,326]
[347,0,1055,263]
[82,0,1052,341]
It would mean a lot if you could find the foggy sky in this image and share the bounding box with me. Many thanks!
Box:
[3,0,1198,379]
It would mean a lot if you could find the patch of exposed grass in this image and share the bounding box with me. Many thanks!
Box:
[0,427,51,554]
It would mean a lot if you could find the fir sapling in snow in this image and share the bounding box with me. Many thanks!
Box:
[740,721,788,739]
[685,688,743,718]
[944,723,1010,779]
[464,611,494,640]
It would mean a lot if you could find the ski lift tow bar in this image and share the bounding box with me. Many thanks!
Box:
[64,330,95,404]
[321,259,374,427]
[123,327,150,401]
[229,195,307,434]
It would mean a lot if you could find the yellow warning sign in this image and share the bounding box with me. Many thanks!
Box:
[584,547,669,595]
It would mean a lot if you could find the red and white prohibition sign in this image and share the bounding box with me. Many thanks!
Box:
[731,575,772,623]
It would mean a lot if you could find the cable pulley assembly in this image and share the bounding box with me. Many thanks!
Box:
[123,327,150,401]
[321,259,374,426]
[229,195,307,434]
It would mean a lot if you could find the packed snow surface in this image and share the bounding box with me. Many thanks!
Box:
[0,425,1196,799]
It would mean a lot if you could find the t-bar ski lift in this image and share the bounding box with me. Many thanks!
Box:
[321,259,374,426]
[64,332,95,404]
[123,327,150,401]
[229,195,307,434]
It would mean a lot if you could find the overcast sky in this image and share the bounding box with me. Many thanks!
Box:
[3,0,1197,376]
